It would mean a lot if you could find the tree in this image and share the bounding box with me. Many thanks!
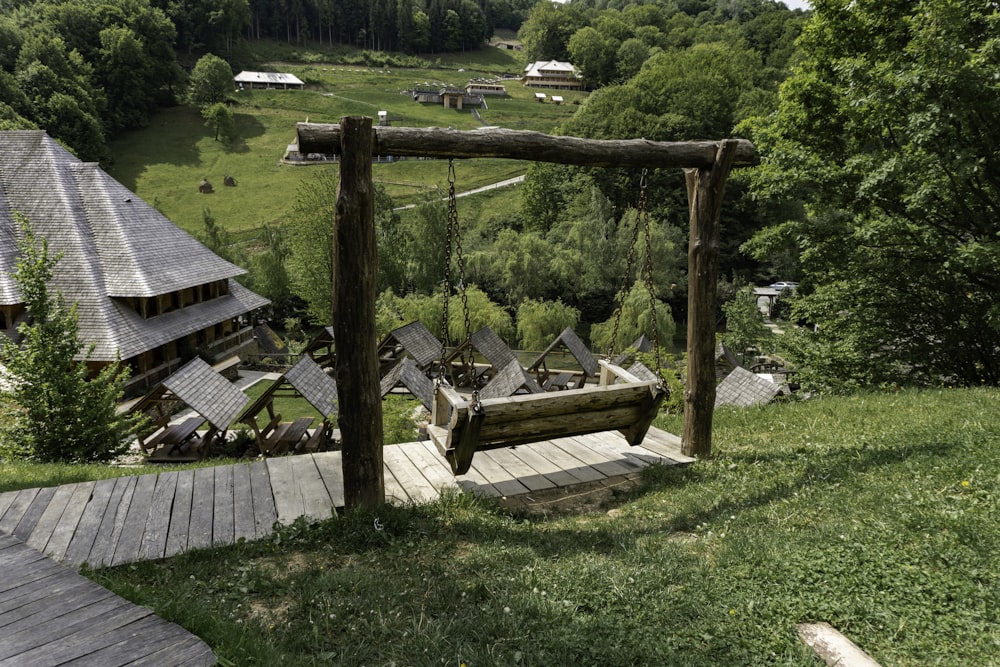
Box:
[0,215,137,463]
[590,281,675,357]
[721,286,772,366]
[187,53,233,108]
[202,101,238,144]
[516,299,581,350]
[747,0,1000,389]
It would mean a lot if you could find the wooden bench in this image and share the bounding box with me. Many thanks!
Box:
[141,416,204,458]
[429,360,666,474]
[261,417,315,456]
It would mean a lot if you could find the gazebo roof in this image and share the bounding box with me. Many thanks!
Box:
[469,326,517,368]
[479,359,543,399]
[152,358,248,430]
[380,357,434,410]
[283,355,339,416]
[378,321,443,368]
[529,326,599,377]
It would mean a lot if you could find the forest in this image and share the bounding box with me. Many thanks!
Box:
[1,0,998,392]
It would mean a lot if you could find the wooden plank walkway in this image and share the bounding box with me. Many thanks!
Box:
[0,428,693,571]
[0,533,216,666]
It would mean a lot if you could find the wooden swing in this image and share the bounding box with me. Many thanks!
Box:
[427,164,667,474]
[303,119,752,509]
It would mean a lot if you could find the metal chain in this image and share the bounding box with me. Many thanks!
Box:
[440,165,455,348]
[638,169,664,381]
[607,178,643,359]
[447,161,475,382]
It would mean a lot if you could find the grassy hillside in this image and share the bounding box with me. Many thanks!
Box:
[75,387,1000,666]
[106,50,586,238]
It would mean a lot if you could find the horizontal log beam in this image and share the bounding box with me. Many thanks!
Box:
[296,123,756,169]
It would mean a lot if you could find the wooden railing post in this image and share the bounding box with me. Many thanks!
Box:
[334,115,384,510]
[682,140,739,459]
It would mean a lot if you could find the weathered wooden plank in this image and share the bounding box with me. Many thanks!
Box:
[12,486,56,541]
[466,454,531,498]
[86,476,137,568]
[636,427,696,464]
[267,456,303,526]
[312,451,345,509]
[296,123,757,169]
[497,444,580,488]
[0,488,40,535]
[165,469,194,557]
[0,573,115,634]
[0,491,19,523]
[129,636,217,666]
[395,441,461,496]
[111,473,157,567]
[62,616,216,667]
[420,440,499,496]
[383,446,440,504]
[212,464,235,547]
[42,481,95,562]
[63,478,117,567]
[514,438,605,484]
[574,431,651,472]
[24,484,77,553]
[289,455,335,522]
[232,462,256,542]
[556,435,639,478]
[482,447,557,492]
[382,464,409,505]
[138,471,178,562]
[187,467,215,550]
[0,602,151,664]
[248,460,277,537]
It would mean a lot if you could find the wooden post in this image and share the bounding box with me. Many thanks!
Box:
[334,116,384,510]
[682,140,739,459]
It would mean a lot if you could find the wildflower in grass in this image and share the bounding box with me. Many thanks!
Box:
[961,480,971,487]
[729,608,736,615]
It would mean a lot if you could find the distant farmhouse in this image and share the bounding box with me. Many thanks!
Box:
[0,131,269,397]
[235,71,305,90]
[522,60,584,90]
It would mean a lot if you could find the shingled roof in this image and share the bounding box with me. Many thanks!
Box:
[159,358,249,429]
[377,321,444,369]
[283,355,339,416]
[0,131,269,361]
[529,326,599,378]
[479,359,544,399]
[469,326,518,368]
[380,357,434,410]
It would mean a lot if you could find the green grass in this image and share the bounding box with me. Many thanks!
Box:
[0,458,229,494]
[72,387,1000,665]
[106,52,575,237]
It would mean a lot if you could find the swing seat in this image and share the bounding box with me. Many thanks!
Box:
[429,360,666,475]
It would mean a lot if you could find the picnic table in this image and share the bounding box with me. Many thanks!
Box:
[140,416,204,456]
[261,417,315,456]
[542,371,574,391]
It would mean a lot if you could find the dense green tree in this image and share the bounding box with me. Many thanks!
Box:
[202,101,238,144]
[0,216,137,463]
[589,281,675,357]
[517,0,586,61]
[516,299,581,351]
[748,0,1000,389]
[248,224,294,319]
[187,53,233,108]
[721,286,772,365]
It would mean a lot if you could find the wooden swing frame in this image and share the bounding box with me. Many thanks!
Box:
[296,119,755,509]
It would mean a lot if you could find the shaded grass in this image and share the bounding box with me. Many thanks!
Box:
[84,387,1000,665]
[0,458,231,494]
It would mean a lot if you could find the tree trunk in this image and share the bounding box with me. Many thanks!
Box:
[335,116,385,510]
[682,140,739,459]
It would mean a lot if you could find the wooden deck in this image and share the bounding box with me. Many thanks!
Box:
[0,428,692,571]
[0,533,216,666]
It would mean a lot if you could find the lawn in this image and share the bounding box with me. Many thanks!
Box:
[69,386,1000,666]
[105,50,579,237]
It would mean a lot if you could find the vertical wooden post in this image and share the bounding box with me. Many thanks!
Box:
[682,140,739,459]
[334,116,384,510]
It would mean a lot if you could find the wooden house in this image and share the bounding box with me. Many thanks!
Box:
[235,71,305,90]
[522,61,584,90]
[0,131,269,397]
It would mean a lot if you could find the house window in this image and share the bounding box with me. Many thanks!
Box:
[0,311,6,329]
